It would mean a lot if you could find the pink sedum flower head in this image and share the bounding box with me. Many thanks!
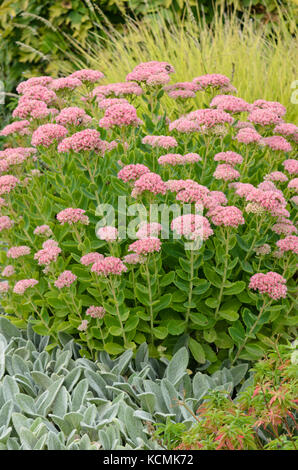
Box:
[126,61,175,82]
[78,320,88,332]
[248,108,281,126]
[0,120,31,137]
[142,135,178,149]
[168,89,196,99]
[0,281,9,293]
[252,99,286,117]
[69,69,104,83]
[56,107,92,126]
[283,159,298,175]
[171,214,213,240]
[31,124,68,147]
[136,222,162,239]
[176,181,209,204]
[91,256,127,276]
[0,175,20,195]
[34,239,61,266]
[193,74,231,89]
[260,136,292,152]
[213,164,240,181]
[118,164,150,183]
[158,153,201,166]
[264,171,288,182]
[12,99,51,120]
[272,221,297,236]
[202,191,227,210]
[93,82,143,98]
[123,253,146,265]
[21,85,57,104]
[129,237,161,255]
[50,77,82,91]
[2,265,15,277]
[276,235,298,254]
[57,208,89,225]
[133,172,167,197]
[214,151,243,166]
[13,279,38,295]
[33,225,53,237]
[7,246,31,259]
[255,244,271,256]
[288,178,298,193]
[16,76,53,94]
[291,195,298,205]
[96,226,118,241]
[210,95,251,113]
[80,252,104,266]
[58,129,109,154]
[249,272,287,300]
[186,108,234,128]
[208,206,245,227]
[54,270,77,288]
[0,216,14,232]
[98,98,129,109]
[146,72,170,86]
[99,103,142,129]
[86,306,105,319]
[235,127,262,144]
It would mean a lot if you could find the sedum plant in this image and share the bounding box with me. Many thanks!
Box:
[0,60,297,369]
[0,317,249,450]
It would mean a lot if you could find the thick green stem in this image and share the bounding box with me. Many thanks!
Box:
[109,279,128,347]
[215,229,230,319]
[145,262,154,344]
[186,248,194,329]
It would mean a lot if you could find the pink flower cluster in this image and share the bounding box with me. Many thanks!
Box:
[210,95,251,113]
[214,151,243,166]
[13,279,38,294]
[0,216,14,232]
[86,306,106,319]
[69,69,104,83]
[96,226,118,241]
[260,136,292,152]
[0,120,31,137]
[288,178,298,192]
[118,164,150,183]
[208,206,245,227]
[31,124,68,147]
[235,127,262,144]
[128,237,161,255]
[283,159,298,175]
[249,272,287,300]
[2,265,15,277]
[252,99,286,117]
[123,253,146,265]
[132,172,167,197]
[264,171,288,182]
[34,239,61,266]
[142,135,178,149]
[158,153,201,166]
[126,61,175,83]
[58,129,109,153]
[33,225,53,237]
[248,108,281,126]
[99,103,142,129]
[80,252,104,266]
[98,98,129,109]
[0,175,20,194]
[16,76,53,94]
[50,77,82,91]
[136,222,162,239]
[213,164,240,182]
[54,270,77,288]
[7,245,31,259]
[274,123,298,142]
[20,85,57,104]
[57,208,89,225]
[192,74,231,89]
[0,281,9,293]
[91,256,127,276]
[176,181,209,204]
[171,214,213,240]
[276,235,298,254]
[12,99,56,120]
[93,82,143,98]
[56,107,92,126]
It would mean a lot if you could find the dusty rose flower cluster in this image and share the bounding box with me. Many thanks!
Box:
[54,270,77,288]
[171,214,213,240]
[31,124,68,147]
[142,135,178,149]
[34,239,61,266]
[13,279,38,294]
[56,208,89,225]
[86,306,105,319]
[91,256,127,276]
[128,237,161,255]
[7,246,31,259]
[249,272,287,300]
[118,164,150,183]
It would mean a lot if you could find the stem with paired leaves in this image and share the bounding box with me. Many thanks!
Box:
[215,228,231,319]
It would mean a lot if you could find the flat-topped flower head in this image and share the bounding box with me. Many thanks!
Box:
[246,188,286,214]
[136,222,162,239]
[69,69,104,83]
[192,73,231,89]
[176,182,210,204]
[2,265,15,277]
[12,99,52,120]
[50,77,82,91]
[283,159,298,175]
[133,172,167,196]
[56,107,92,126]
[0,281,9,293]
[118,164,150,183]
[7,246,31,259]
[98,98,129,109]
[249,272,287,300]
[142,135,178,149]
[146,72,170,86]
[86,306,105,319]
[208,206,245,227]
[126,61,175,82]
[31,124,68,147]
[21,85,57,104]
[0,216,14,232]
[260,136,292,152]
[99,103,142,129]
[80,252,104,266]
[213,164,240,181]
[57,208,89,225]
[274,123,298,141]
[123,253,146,265]
[276,235,298,254]
[128,237,161,255]
[33,225,53,237]
[186,108,234,128]
[288,178,298,192]
[252,99,286,117]
[91,256,127,276]
[210,95,251,113]
[93,82,143,98]
[0,120,31,137]
[255,244,271,256]
[272,221,297,236]
[171,214,213,240]
[248,108,281,126]
[13,279,38,295]
[78,320,88,332]
[58,129,108,154]
[16,76,53,94]
[34,239,61,266]
[168,89,196,99]
[214,151,243,166]
[54,270,77,288]
[235,127,262,144]
[96,226,118,241]
[202,191,227,210]
[264,171,288,182]
[0,175,20,195]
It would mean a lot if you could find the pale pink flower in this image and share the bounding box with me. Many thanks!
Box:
[260,136,292,152]
[168,89,196,99]
[123,253,146,265]
[54,270,77,288]
[34,239,61,266]
[13,279,38,294]
[133,172,167,196]
[235,127,262,144]
[276,235,298,254]
[0,175,20,194]
[288,178,298,192]
[80,252,104,266]
[176,182,210,204]
[252,99,286,117]
[202,191,227,210]
[16,76,53,94]
[91,256,127,276]
[283,159,298,175]
[249,272,287,300]
[33,225,53,237]
[31,124,68,147]
[69,69,104,82]
[193,74,231,89]
[126,61,174,82]
[86,306,105,319]
[12,100,51,120]
[248,108,281,126]
[7,246,31,259]
[291,196,298,204]
[208,206,245,227]
[97,98,129,109]
[136,222,162,239]
[56,107,92,126]
[128,237,161,255]
[272,221,297,236]
[50,77,82,91]
[146,72,170,85]
[210,95,251,113]
[0,216,14,232]
[186,108,234,128]
[142,135,178,149]
[169,118,200,133]
[93,82,143,98]
[117,164,150,183]
[274,123,298,141]
[255,244,271,256]
[171,214,213,240]
[99,103,143,129]
[58,129,109,154]
[0,120,30,136]
[214,151,243,166]
[21,85,57,104]
[57,208,89,225]
[1,265,15,277]
[0,281,9,293]
[213,164,240,181]
[96,226,118,241]
[78,320,88,331]
[264,171,288,182]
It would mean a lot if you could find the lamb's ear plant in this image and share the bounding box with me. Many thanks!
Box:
[0,318,250,450]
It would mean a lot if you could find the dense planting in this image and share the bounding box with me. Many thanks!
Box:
[0,61,297,372]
